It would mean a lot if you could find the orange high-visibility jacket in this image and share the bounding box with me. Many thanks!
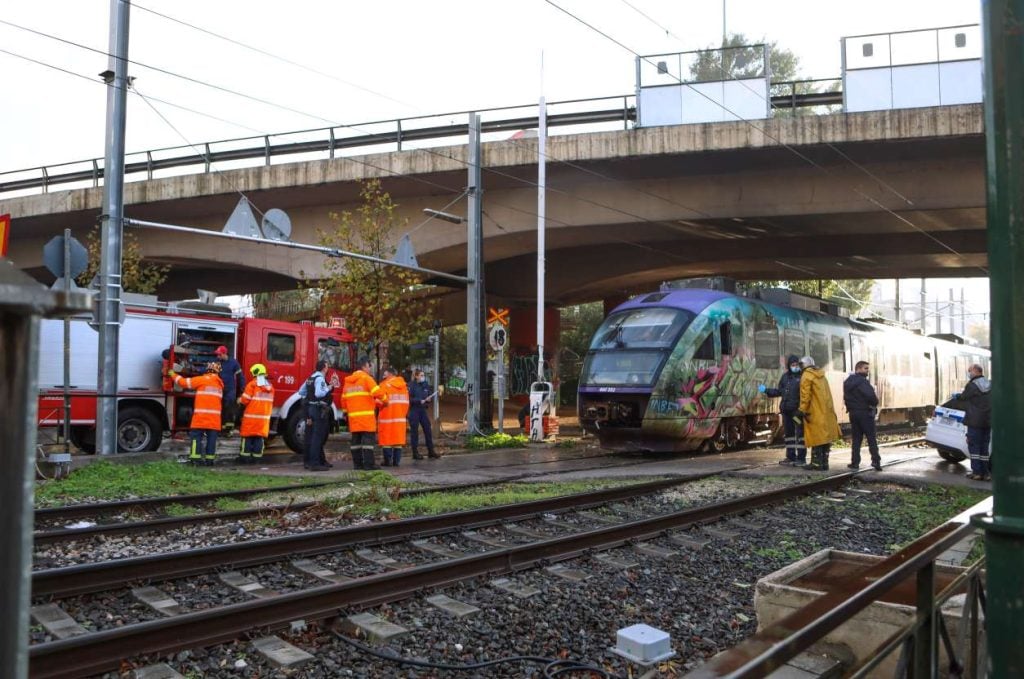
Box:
[173,372,224,430]
[378,376,410,446]
[341,370,387,433]
[239,378,275,438]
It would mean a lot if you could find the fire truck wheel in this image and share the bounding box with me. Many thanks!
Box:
[70,426,96,454]
[282,407,307,455]
[117,407,163,453]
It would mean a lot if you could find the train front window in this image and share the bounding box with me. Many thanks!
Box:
[590,308,694,350]
[581,351,664,386]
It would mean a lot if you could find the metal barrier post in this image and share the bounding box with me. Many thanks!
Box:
[0,265,91,679]
[979,2,1024,677]
[912,561,936,677]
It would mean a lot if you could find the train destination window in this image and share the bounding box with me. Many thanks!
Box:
[580,351,664,386]
[784,328,805,358]
[590,308,695,350]
[720,321,733,355]
[809,331,829,368]
[267,333,296,363]
[831,336,846,372]
[755,326,780,369]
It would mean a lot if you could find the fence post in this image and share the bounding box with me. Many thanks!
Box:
[913,561,936,677]
[978,3,1024,676]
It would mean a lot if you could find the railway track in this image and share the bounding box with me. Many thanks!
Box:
[27,460,919,679]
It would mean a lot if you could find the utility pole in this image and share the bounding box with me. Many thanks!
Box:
[960,288,966,336]
[919,278,927,333]
[96,0,131,455]
[466,113,483,435]
[979,4,1024,674]
[948,288,955,337]
[537,96,547,385]
[894,278,901,324]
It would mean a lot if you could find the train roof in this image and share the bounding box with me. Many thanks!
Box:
[612,289,734,314]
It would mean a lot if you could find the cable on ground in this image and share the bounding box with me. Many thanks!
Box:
[335,632,625,678]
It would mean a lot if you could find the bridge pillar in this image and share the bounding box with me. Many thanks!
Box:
[507,307,561,408]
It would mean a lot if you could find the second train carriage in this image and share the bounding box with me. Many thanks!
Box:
[578,288,989,453]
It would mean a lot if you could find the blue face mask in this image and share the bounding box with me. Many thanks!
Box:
[790,366,800,374]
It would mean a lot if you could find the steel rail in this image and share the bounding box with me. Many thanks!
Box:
[28,469,855,679]
[31,475,702,598]
[32,473,602,545]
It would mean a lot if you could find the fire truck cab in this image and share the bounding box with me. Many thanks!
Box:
[37,300,356,455]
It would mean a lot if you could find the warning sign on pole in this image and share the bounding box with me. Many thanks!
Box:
[487,307,509,326]
[0,214,10,258]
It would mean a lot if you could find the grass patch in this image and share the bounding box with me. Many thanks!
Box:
[466,433,529,450]
[34,460,314,507]
[878,484,989,548]
[162,503,199,517]
[213,497,251,512]
[346,479,631,518]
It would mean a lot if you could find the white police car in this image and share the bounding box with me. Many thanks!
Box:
[926,397,993,464]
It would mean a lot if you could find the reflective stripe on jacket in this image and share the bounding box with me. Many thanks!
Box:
[378,376,410,446]
[174,372,224,430]
[341,370,387,433]
[239,378,275,438]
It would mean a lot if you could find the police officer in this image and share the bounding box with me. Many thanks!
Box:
[843,360,881,471]
[216,346,244,437]
[297,360,332,471]
[760,355,806,467]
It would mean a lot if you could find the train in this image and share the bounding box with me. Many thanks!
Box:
[577,287,990,453]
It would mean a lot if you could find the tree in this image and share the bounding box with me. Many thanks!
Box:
[558,303,604,405]
[309,179,437,370]
[688,33,839,116]
[76,227,170,294]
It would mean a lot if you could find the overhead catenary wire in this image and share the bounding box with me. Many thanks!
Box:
[131,2,418,113]
[545,0,986,275]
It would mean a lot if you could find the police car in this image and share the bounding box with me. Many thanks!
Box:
[926,396,991,464]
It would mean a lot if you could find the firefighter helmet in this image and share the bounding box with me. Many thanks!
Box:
[250,363,268,377]
[206,361,222,374]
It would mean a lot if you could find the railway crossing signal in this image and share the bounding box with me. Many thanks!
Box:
[488,307,509,326]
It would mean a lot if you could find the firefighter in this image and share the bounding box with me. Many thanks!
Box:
[341,356,388,471]
[216,346,244,437]
[298,360,333,472]
[169,362,224,466]
[378,366,410,467]
[236,363,274,464]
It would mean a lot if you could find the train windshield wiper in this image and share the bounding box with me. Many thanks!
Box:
[601,324,626,348]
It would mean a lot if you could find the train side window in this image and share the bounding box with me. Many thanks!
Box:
[809,331,829,368]
[831,336,846,372]
[267,333,296,363]
[783,328,805,358]
[719,322,733,355]
[318,339,351,371]
[694,333,715,360]
[755,326,780,369]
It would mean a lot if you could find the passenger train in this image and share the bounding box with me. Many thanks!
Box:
[578,287,990,453]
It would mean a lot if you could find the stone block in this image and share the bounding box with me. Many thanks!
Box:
[343,612,409,644]
[30,603,87,640]
[425,594,480,618]
[251,635,315,669]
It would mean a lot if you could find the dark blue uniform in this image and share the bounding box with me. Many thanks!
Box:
[843,372,880,469]
[408,378,437,458]
[298,371,331,469]
[765,356,806,465]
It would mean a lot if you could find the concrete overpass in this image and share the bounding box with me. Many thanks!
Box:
[2,103,986,311]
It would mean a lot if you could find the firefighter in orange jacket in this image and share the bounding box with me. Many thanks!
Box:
[170,362,224,466]
[341,356,388,471]
[378,366,410,467]
[236,363,274,464]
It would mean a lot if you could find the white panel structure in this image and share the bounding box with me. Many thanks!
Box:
[939,60,983,105]
[842,25,982,113]
[638,85,684,127]
[845,69,893,113]
[723,79,770,120]
[891,63,941,109]
[679,82,727,123]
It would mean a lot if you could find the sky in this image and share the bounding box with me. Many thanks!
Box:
[0,0,988,313]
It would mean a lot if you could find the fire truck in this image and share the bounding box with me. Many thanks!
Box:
[36,299,356,454]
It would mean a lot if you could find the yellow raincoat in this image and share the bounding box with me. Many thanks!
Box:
[799,366,841,447]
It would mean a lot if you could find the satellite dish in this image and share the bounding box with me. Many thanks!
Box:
[261,209,292,242]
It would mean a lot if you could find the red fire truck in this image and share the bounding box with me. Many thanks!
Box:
[36,300,356,454]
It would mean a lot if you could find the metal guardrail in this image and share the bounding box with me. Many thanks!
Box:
[0,81,841,197]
